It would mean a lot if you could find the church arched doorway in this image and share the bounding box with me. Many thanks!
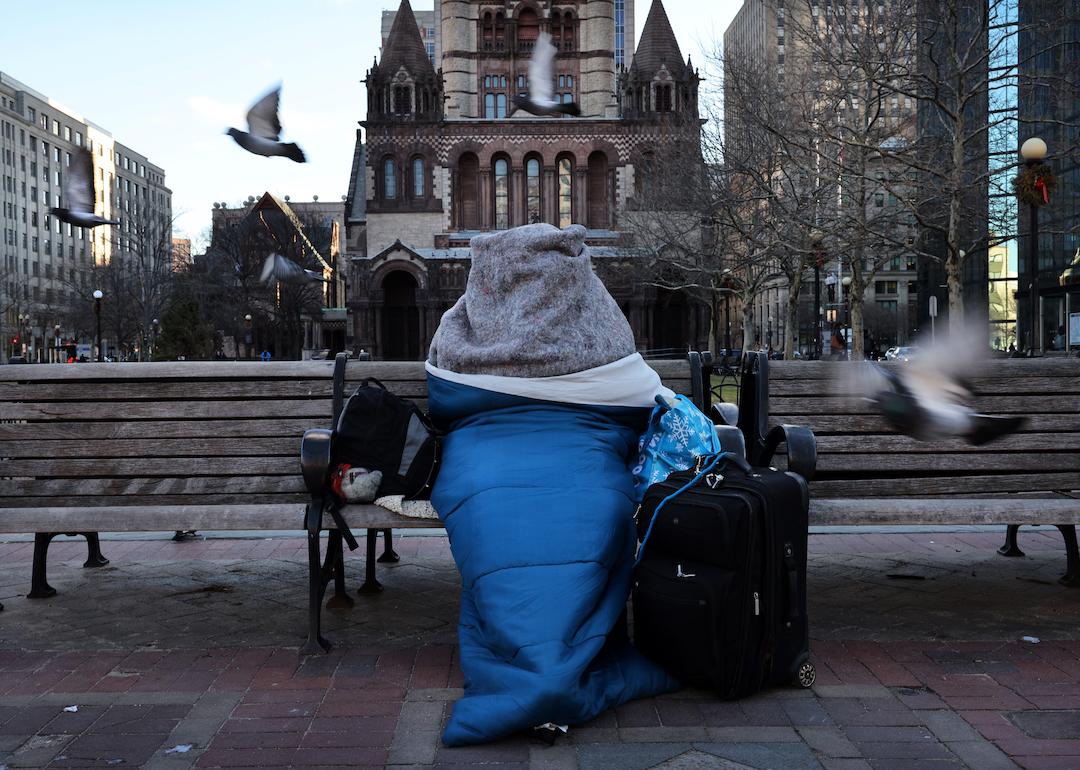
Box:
[381,270,420,360]
[652,288,690,354]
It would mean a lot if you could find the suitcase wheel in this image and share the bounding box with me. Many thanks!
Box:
[796,662,816,689]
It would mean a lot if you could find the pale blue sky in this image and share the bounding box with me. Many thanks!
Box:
[1,0,740,246]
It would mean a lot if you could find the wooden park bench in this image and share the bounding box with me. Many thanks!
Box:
[700,355,1080,585]
[0,356,702,654]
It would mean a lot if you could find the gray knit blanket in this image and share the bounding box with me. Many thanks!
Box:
[428,224,636,377]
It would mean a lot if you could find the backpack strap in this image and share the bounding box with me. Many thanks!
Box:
[332,352,349,426]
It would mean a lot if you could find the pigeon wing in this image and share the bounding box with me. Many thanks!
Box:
[246,87,283,141]
[528,32,556,105]
[65,147,95,214]
[260,253,282,284]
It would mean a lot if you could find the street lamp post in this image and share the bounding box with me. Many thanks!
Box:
[17,313,27,358]
[810,230,824,359]
[92,290,103,363]
[1021,137,1047,356]
[841,275,852,358]
[244,314,253,360]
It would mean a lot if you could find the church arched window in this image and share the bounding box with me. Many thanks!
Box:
[526,155,542,223]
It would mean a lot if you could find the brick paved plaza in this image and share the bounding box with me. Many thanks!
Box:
[1,528,1079,770]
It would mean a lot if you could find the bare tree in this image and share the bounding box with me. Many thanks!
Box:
[196,201,335,360]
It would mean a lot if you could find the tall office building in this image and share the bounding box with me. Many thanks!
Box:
[722,0,920,352]
[0,72,171,362]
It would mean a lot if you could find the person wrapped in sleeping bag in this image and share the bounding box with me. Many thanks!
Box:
[427,223,679,746]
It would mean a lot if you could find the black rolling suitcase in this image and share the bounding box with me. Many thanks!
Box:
[632,452,816,697]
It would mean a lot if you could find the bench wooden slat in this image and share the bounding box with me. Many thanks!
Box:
[0,361,338,382]
[766,359,1080,379]
[0,503,437,532]
[811,471,1080,497]
[0,476,307,498]
[0,381,338,402]
[0,400,333,421]
[813,432,1080,453]
[1,457,298,477]
[0,494,309,508]
[0,419,317,441]
[815,452,1080,472]
[767,414,1080,434]
[810,497,1080,525]
[768,395,1079,415]
[770,375,1080,397]
[0,438,299,459]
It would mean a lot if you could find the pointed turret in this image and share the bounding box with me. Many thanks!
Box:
[620,0,700,121]
[364,0,442,123]
[630,0,687,79]
[380,0,436,79]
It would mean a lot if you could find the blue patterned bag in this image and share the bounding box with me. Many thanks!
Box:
[631,394,722,501]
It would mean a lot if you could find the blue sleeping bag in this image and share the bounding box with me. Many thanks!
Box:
[427,369,679,746]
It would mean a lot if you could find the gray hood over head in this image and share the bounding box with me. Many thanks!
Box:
[428,223,637,377]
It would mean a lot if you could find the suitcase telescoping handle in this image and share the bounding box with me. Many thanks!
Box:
[636,452,738,567]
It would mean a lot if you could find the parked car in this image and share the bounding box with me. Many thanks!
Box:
[889,346,918,362]
[6,355,27,364]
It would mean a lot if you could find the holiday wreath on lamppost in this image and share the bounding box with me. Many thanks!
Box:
[1012,162,1056,207]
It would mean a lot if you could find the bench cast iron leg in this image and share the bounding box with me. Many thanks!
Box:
[359,529,383,594]
[378,529,400,563]
[28,533,58,598]
[324,530,354,610]
[1057,525,1080,587]
[301,503,332,655]
[83,533,109,568]
[998,525,1025,557]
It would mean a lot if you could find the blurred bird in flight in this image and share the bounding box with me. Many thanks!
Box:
[512,33,581,117]
[50,148,119,228]
[227,86,306,163]
[260,253,326,286]
[843,323,1026,446]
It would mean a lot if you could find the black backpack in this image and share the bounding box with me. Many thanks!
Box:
[332,377,440,500]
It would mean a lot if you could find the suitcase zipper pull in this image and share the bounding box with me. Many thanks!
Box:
[676,564,696,578]
[753,591,760,616]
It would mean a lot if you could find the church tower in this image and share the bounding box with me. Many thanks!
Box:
[620,0,699,121]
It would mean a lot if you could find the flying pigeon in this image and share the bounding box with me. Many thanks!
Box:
[227,86,306,162]
[512,33,581,117]
[50,147,118,228]
[846,328,1025,446]
[260,253,326,286]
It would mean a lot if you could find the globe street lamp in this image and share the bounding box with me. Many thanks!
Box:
[92,290,104,362]
[842,275,852,358]
[1020,136,1047,356]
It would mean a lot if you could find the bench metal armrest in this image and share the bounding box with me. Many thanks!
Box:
[301,429,333,495]
[760,424,817,481]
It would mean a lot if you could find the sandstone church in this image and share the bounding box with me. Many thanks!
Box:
[344,0,706,359]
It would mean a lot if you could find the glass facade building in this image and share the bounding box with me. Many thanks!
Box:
[1016,0,1080,351]
[987,0,1019,351]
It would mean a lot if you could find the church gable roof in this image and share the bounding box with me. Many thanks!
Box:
[630,0,687,79]
[379,0,436,79]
